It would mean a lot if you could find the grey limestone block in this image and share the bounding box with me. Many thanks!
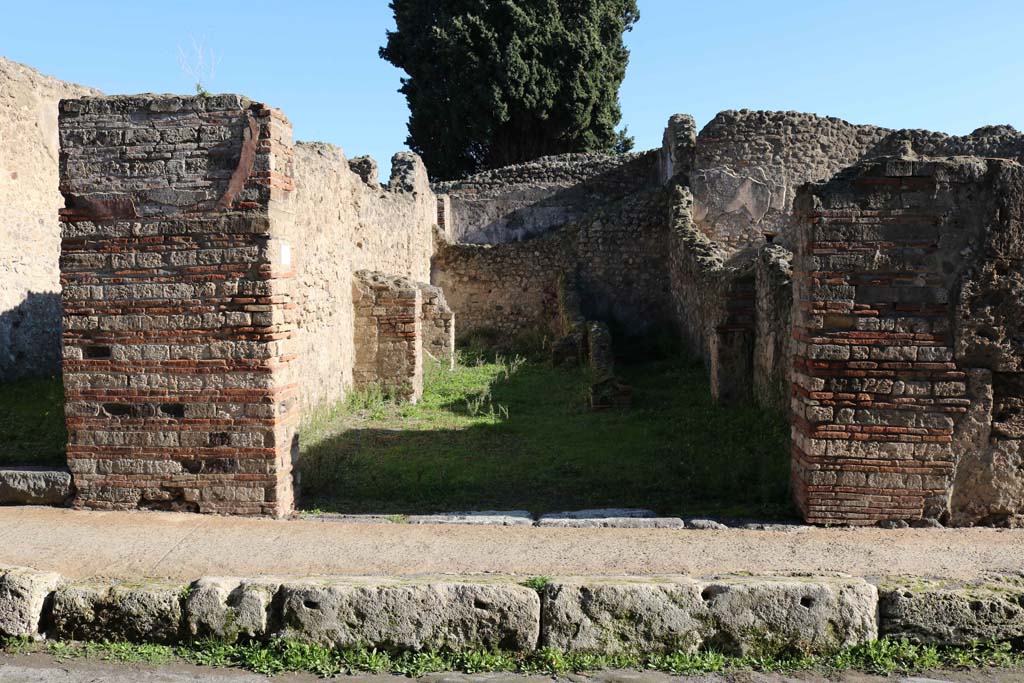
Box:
[0,468,73,506]
[542,575,878,656]
[275,579,540,652]
[879,576,1024,645]
[183,577,279,642]
[50,580,186,644]
[0,566,64,638]
[698,576,878,655]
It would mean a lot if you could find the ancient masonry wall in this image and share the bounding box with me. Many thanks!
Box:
[791,156,1024,526]
[685,110,1024,252]
[0,58,100,381]
[434,151,658,244]
[754,245,794,411]
[286,143,437,413]
[59,95,298,516]
[418,281,455,368]
[432,231,571,340]
[432,180,672,342]
[352,271,423,402]
[690,110,889,250]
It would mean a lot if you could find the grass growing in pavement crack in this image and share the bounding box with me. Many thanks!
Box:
[2,636,1023,677]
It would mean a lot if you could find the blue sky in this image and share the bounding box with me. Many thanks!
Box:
[3,1,1022,172]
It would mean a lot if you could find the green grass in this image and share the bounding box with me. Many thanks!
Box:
[3,636,1022,678]
[298,351,792,518]
[0,375,65,466]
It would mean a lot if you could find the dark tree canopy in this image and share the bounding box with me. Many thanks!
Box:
[380,0,639,179]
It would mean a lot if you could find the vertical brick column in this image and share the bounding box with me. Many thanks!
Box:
[352,271,424,402]
[59,95,297,517]
[790,158,973,525]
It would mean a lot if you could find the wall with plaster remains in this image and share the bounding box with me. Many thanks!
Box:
[689,110,889,250]
[681,109,1024,252]
[0,58,99,381]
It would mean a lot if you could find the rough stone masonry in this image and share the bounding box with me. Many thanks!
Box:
[59,95,300,516]
[791,156,1024,526]
[0,55,1013,524]
[55,92,454,517]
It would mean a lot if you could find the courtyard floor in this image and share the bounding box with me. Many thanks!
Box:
[0,506,1019,581]
[298,352,790,518]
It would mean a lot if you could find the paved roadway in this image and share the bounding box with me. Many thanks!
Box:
[2,653,1024,682]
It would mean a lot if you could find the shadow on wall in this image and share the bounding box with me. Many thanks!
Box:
[0,291,61,382]
[295,356,792,518]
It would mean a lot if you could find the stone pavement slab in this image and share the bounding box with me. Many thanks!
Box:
[0,507,1020,582]
[2,654,1024,683]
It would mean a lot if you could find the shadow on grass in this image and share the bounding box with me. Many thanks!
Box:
[297,356,794,519]
[0,375,66,467]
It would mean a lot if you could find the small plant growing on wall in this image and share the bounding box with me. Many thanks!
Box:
[177,34,221,97]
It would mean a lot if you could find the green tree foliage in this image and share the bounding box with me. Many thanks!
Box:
[380,0,639,179]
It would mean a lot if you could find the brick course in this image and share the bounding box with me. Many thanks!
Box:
[59,95,297,516]
[791,156,1024,525]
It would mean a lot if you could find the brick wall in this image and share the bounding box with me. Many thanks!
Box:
[352,271,423,402]
[59,95,297,516]
[791,156,1024,526]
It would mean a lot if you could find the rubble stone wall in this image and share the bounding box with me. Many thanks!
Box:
[432,184,672,341]
[435,151,659,244]
[0,58,99,381]
[59,95,298,516]
[287,144,436,412]
[791,156,1024,526]
[684,110,1024,252]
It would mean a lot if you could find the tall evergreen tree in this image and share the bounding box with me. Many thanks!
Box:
[380,0,638,179]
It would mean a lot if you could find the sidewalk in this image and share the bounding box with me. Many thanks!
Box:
[0,507,1020,580]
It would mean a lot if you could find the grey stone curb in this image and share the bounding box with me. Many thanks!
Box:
[0,468,73,506]
[4,565,1021,653]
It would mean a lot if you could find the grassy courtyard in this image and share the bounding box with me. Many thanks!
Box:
[298,352,792,518]
[0,350,792,519]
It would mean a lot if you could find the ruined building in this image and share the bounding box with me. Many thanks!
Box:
[3,57,1024,524]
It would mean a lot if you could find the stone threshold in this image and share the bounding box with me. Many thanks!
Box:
[1,566,1021,654]
[302,508,810,530]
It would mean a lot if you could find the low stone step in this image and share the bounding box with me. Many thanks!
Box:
[0,467,72,506]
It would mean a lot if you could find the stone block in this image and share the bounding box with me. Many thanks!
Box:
[406,511,533,526]
[542,577,708,654]
[276,580,539,651]
[0,468,73,506]
[183,577,278,642]
[879,577,1024,645]
[698,576,877,655]
[0,566,63,638]
[51,580,185,643]
[541,576,877,656]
